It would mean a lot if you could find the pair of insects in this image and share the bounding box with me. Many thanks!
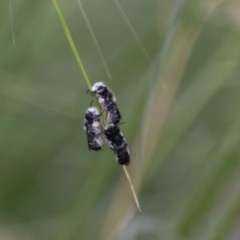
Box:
[84,82,130,165]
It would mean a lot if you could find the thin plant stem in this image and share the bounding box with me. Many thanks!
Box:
[51,0,92,90]
[8,0,16,48]
[77,0,112,81]
[123,165,142,212]
[51,0,141,213]
[114,0,150,62]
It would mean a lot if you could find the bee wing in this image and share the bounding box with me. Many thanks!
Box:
[84,124,92,150]
[115,105,122,119]
[95,136,103,148]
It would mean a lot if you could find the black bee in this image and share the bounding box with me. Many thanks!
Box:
[104,124,130,165]
[91,82,122,125]
[91,82,115,101]
[84,107,103,151]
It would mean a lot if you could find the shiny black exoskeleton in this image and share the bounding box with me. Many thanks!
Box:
[84,107,103,151]
[91,82,122,125]
[104,124,130,165]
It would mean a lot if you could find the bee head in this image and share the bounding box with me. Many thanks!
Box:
[91,82,108,96]
[85,107,100,120]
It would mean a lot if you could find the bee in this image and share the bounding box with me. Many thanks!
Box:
[91,82,115,102]
[104,124,130,165]
[84,107,103,151]
[91,82,122,125]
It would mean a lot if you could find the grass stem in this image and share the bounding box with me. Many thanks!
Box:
[123,165,141,212]
[51,0,141,213]
[51,0,92,90]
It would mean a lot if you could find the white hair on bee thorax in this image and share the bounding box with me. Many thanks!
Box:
[91,82,106,92]
[86,107,99,115]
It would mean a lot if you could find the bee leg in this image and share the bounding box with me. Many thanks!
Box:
[89,99,94,107]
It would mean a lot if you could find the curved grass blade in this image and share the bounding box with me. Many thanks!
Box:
[177,123,240,238]
[146,30,240,180]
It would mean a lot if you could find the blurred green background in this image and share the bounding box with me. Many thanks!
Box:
[1,0,240,239]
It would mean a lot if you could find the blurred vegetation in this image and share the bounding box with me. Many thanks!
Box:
[1,0,240,239]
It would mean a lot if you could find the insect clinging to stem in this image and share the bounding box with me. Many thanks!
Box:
[51,0,142,212]
[83,107,103,151]
[91,82,122,125]
[104,124,130,165]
